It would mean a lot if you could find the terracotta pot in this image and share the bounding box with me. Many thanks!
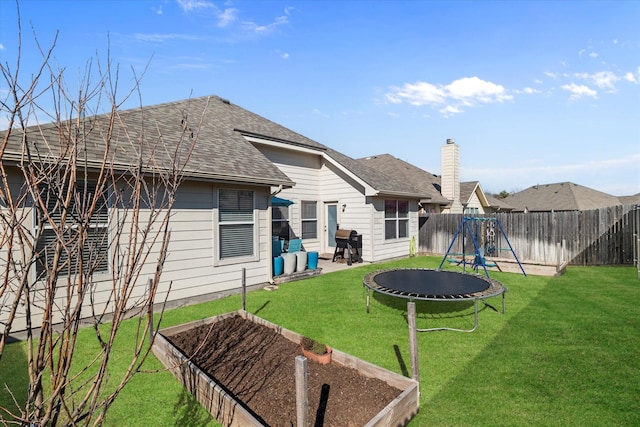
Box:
[301,346,332,365]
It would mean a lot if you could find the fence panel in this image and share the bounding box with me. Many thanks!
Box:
[418,205,639,266]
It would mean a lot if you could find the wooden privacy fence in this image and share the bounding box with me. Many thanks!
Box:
[418,204,640,266]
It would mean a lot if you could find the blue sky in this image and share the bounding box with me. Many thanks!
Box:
[1,0,639,196]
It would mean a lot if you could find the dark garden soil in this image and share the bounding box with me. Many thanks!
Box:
[166,315,402,426]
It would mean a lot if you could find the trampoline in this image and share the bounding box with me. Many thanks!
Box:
[362,268,506,332]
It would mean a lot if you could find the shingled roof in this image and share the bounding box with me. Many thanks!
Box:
[484,194,515,211]
[619,193,640,206]
[356,154,449,204]
[504,182,622,212]
[1,95,426,198]
[2,96,298,187]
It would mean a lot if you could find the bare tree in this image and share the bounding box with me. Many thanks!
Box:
[0,12,200,426]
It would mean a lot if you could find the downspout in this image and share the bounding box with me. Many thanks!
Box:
[267,186,283,284]
[270,184,284,197]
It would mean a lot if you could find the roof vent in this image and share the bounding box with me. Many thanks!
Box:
[221,98,230,104]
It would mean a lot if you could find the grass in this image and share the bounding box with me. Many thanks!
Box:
[2,256,639,426]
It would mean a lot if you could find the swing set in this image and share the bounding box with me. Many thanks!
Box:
[438,217,526,277]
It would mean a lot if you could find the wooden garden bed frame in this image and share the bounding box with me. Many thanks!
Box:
[152,309,419,427]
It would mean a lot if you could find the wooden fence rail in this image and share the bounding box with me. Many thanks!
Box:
[418,204,640,266]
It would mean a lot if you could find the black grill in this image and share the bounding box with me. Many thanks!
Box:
[333,229,362,265]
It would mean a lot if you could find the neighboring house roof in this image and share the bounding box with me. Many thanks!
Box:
[484,194,515,211]
[460,181,489,207]
[504,182,622,212]
[619,193,640,206]
[355,154,449,204]
[2,95,427,199]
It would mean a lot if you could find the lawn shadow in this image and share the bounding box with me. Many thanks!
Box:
[0,337,30,421]
[393,344,409,377]
[370,291,485,330]
[416,269,640,425]
[173,387,213,427]
[253,300,270,316]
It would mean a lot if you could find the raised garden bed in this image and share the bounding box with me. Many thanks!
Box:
[488,257,567,276]
[152,310,419,426]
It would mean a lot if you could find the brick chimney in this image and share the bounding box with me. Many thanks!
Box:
[441,138,464,213]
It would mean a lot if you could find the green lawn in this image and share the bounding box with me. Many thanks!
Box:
[2,256,639,426]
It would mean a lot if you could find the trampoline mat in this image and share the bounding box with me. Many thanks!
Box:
[369,269,490,297]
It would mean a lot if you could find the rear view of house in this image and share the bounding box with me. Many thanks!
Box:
[1,95,426,334]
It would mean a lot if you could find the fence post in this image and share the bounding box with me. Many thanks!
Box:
[407,302,420,385]
[241,267,246,311]
[637,237,640,280]
[147,278,154,346]
[296,355,309,427]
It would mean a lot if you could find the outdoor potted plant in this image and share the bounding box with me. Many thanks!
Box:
[300,336,332,365]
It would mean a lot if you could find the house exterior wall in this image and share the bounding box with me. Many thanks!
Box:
[464,192,486,214]
[1,169,272,334]
[258,146,323,252]
[319,161,372,259]
[258,145,374,261]
[370,197,420,262]
[257,144,420,263]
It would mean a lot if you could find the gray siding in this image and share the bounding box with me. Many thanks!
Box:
[1,173,272,333]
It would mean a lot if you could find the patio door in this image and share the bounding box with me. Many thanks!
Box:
[324,203,338,255]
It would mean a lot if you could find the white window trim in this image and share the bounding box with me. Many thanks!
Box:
[384,199,410,241]
[214,188,259,266]
[300,200,318,240]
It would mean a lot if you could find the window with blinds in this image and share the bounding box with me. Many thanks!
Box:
[35,181,109,276]
[219,189,255,259]
[301,201,317,239]
[384,199,409,240]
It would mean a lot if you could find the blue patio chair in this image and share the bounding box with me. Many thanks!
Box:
[287,238,302,253]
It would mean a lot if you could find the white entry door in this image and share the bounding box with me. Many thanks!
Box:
[324,203,338,255]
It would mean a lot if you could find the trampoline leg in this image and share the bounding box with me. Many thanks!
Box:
[366,287,370,313]
[416,300,479,333]
[473,300,479,330]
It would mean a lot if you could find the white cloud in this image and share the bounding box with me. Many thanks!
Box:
[624,67,639,84]
[440,105,462,118]
[281,52,290,59]
[177,0,215,12]
[217,8,238,27]
[522,87,541,94]
[445,77,512,103]
[244,14,289,34]
[574,71,619,92]
[386,81,445,106]
[561,83,597,100]
[592,71,618,90]
[385,76,511,116]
